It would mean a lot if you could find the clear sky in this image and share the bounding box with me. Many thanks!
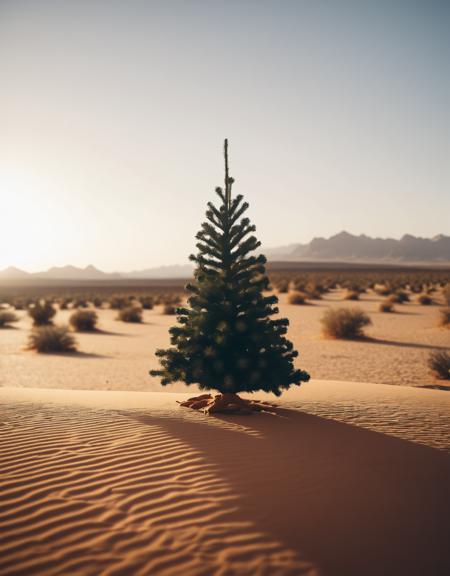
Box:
[1,0,449,272]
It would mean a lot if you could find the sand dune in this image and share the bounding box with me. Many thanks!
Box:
[1,385,449,576]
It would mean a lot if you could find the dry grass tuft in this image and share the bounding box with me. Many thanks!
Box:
[379,301,394,313]
[118,305,143,323]
[28,300,56,326]
[438,308,450,328]
[69,310,98,332]
[418,294,433,306]
[287,291,309,305]
[28,325,77,353]
[344,290,360,301]
[162,304,178,315]
[428,350,450,380]
[0,311,19,327]
[321,307,372,339]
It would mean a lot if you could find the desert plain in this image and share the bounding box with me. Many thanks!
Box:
[1,285,449,575]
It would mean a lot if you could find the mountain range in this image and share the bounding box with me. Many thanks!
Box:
[1,232,449,281]
[264,231,450,262]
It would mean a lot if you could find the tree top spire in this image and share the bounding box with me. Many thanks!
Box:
[224,138,231,209]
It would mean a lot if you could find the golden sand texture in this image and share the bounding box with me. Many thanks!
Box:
[0,289,449,391]
[1,385,449,576]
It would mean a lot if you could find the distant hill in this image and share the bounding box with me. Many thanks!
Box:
[265,232,450,263]
[0,264,193,282]
[1,232,449,283]
[36,265,122,280]
[0,266,30,279]
[0,265,121,281]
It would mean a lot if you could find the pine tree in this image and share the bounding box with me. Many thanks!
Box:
[150,140,310,412]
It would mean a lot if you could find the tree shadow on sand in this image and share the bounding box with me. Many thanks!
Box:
[128,407,450,576]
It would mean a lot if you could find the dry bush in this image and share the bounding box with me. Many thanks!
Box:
[321,307,372,339]
[444,285,450,306]
[344,290,360,301]
[139,296,154,310]
[276,280,290,293]
[287,291,308,305]
[379,301,394,313]
[0,311,19,327]
[428,350,450,380]
[118,305,143,323]
[69,309,98,332]
[396,290,410,302]
[92,297,104,308]
[162,304,177,315]
[13,299,25,310]
[304,282,323,299]
[388,291,409,304]
[110,296,127,310]
[375,286,393,296]
[59,298,71,310]
[72,298,89,309]
[164,294,182,305]
[28,325,77,353]
[28,300,56,326]
[418,294,433,306]
[439,308,450,328]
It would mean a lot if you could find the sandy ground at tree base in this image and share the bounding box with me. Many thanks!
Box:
[0,289,449,391]
[0,383,449,576]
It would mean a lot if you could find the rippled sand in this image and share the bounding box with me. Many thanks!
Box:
[1,384,449,576]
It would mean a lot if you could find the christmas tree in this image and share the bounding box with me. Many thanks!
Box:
[150,140,310,413]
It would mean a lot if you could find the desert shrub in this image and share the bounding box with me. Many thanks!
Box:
[276,280,290,293]
[304,282,322,299]
[387,290,410,304]
[59,298,71,310]
[396,290,410,302]
[72,298,88,309]
[13,299,25,310]
[375,285,393,296]
[92,297,104,308]
[0,311,19,327]
[28,325,77,353]
[379,301,394,313]
[164,294,182,305]
[287,291,308,305]
[344,290,360,301]
[139,296,154,310]
[444,285,450,306]
[427,350,450,380]
[118,305,143,323]
[28,300,56,326]
[162,304,177,315]
[321,307,372,339]
[69,309,98,331]
[439,308,450,328]
[418,294,433,306]
[110,296,127,310]
[292,280,306,292]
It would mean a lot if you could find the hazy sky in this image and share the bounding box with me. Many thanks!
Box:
[1,0,449,271]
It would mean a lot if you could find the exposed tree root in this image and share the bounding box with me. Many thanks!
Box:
[177,392,277,414]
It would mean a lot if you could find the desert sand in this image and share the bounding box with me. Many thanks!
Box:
[1,383,449,576]
[1,288,449,575]
[0,289,449,391]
